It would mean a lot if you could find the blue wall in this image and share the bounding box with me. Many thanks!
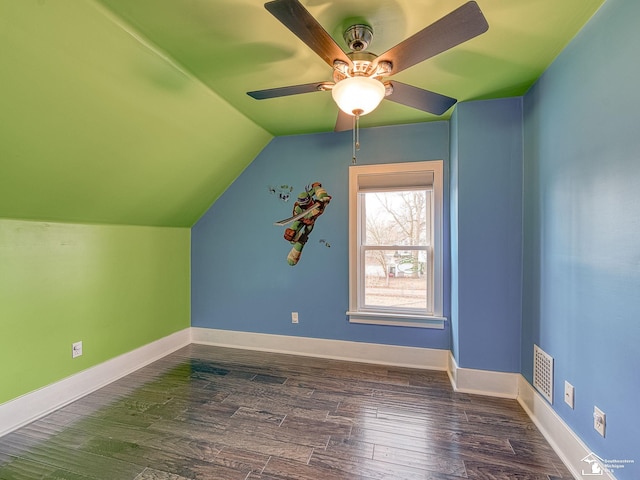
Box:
[192,103,526,369]
[450,109,461,362]
[192,122,452,349]
[522,0,640,474]
[451,98,523,373]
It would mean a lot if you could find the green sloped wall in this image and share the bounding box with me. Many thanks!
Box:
[0,0,272,227]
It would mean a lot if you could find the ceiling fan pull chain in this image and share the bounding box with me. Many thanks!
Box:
[352,109,363,164]
[352,113,357,164]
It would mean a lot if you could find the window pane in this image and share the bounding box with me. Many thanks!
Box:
[364,191,431,246]
[363,249,427,310]
[348,160,444,324]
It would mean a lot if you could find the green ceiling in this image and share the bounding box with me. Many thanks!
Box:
[0,0,604,227]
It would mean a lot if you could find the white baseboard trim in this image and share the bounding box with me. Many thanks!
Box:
[191,328,448,371]
[0,328,191,438]
[447,352,519,398]
[517,376,616,480]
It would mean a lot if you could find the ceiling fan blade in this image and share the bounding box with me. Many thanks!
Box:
[377,1,488,75]
[265,0,351,68]
[247,82,329,99]
[386,81,457,116]
[334,110,352,132]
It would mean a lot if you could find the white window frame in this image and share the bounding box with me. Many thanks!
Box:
[347,161,446,329]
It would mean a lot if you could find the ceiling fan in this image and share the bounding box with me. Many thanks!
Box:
[247,0,489,132]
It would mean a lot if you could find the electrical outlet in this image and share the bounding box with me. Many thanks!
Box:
[593,406,606,437]
[564,381,575,409]
[72,341,83,358]
[291,312,299,324]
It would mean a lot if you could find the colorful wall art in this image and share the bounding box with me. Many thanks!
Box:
[274,182,331,266]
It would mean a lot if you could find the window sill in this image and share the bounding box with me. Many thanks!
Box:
[346,311,446,329]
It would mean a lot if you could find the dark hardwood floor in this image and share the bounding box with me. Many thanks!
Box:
[0,345,573,479]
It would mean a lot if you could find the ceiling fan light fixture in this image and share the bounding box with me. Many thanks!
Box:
[331,76,385,116]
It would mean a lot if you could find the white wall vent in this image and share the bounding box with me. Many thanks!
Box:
[533,344,554,404]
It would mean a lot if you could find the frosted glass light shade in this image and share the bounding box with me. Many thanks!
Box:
[331,76,385,116]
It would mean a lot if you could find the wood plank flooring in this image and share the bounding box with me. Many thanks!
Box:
[0,345,573,479]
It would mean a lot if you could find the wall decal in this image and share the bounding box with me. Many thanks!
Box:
[268,184,294,202]
[274,182,331,266]
[319,239,331,248]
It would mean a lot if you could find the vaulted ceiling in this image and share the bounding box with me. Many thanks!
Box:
[0,0,604,226]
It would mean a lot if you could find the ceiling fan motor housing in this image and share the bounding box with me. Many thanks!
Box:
[344,24,373,52]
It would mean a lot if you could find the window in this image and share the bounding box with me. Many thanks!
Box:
[347,161,445,329]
